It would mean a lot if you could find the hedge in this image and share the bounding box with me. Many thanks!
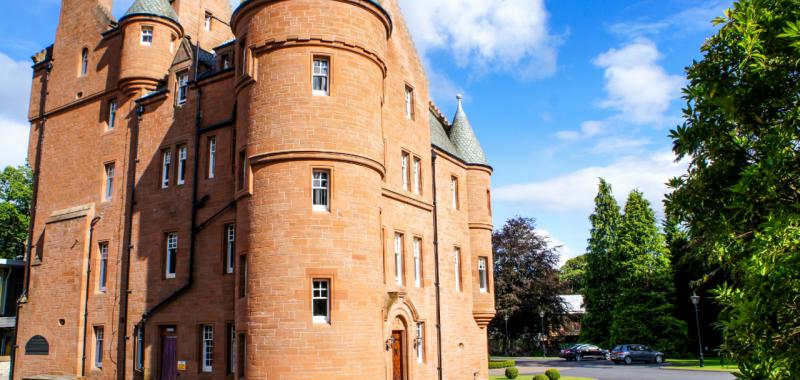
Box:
[488,359,516,369]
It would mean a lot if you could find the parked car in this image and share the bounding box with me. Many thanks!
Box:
[559,344,609,361]
[610,344,665,364]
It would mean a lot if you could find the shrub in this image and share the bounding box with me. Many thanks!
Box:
[489,360,516,369]
[504,367,519,379]
[545,368,561,380]
[533,375,549,380]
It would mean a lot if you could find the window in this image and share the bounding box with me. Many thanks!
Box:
[226,324,235,374]
[415,322,424,363]
[221,54,231,70]
[94,326,104,369]
[104,163,115,201]
[453,247,461,291]
[401,152,410,191]
[405,86,414,119]
[312,57,329,95]
[413,237,422,288]
[239,255,247,298]
[478,257,488,293]
[237,333,246,377]
[177,145,187,185]
[98,242,108,292]
[161,149,171,188]
[201,325,213,372]
[225,224,235,274]
[204,12,212,31]
[177,72,189,106]
[451,176,459,209]
[141,26,153,46]
[239,39,248,76]
[394,233,404,286]
[312,279,330,324]
[487,189,492,216]
[413,157,421,195]
[166,233,177,279]
[81,48,89,76]
[207,137,216,179]
[312,170,330,211]
[135,327,144,371]
[238,150,247,190]
[107,99,117,130]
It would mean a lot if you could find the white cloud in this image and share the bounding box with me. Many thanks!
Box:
[540,229,576,267]
[592,38,684,125]
[0,52,32,168]
[608,0,729,38]
[589,136,651,154]
[555,120,604,141]
[398,0,560,78]
[494,150,687,214]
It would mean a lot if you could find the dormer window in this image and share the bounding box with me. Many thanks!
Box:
[141,27,153,46]
[176,72,189,106]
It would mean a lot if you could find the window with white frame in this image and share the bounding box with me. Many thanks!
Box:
[108,99,117,130]
[135,327,144,371]
[166,233,177,279]
[141,26,153,46]
[104,163,115,201]
[453,247,461,291]
[177,72,189,106]
[312,279,330,324]
[81,48,89,76]
[177,145,187,185]
[450,176,459,209]
[478,257,488,293]
[312,170,330,211]
[415,322,424,363]
[225,224,235,274]
[94,326,104,368]
[98,242,108,292]
[405,86,414,119]
[208,137,217,179]
[204,12,212,31]
[401,152,410,191]
[394,233,404,286]
[413,157,421,195]
[312,57,329,95]
[413,237,422,288]
[161,149,171,188]
[201,325,214,372]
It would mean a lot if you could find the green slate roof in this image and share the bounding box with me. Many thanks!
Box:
[122,0,179,24]
[430,109,461,159]
[449,95,489,165]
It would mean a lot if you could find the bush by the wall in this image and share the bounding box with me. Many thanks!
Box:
[545,368,561,380]
[504,367,519,379]
[489,360,516,369]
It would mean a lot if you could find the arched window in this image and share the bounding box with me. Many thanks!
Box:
[80,48,89,76]
[25,335,49,355]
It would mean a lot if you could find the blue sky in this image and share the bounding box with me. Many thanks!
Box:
[0,0,730,265]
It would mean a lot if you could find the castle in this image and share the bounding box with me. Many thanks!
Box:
[14,0,495,379]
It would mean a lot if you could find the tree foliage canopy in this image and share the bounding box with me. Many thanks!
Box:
[560,254,587,295]
[0,165,32,259]
[667,0,800,377]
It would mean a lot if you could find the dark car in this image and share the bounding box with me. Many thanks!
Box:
[559,344,609,361]
[610,344,665,364]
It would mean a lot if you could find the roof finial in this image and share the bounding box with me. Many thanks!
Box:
[456,94,463,103]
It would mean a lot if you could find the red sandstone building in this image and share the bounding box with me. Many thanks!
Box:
[14,0,495,379]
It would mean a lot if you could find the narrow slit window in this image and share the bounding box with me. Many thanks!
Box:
[237,334,246,377]
[405,86,414,119]
[201,325,213,372]
[239,255,247,298]
[312,170,330,211]
[176,72,189,106]
[416,322,424,363]
[107,99,117,130]
[227,324,235,375]
[413,157,421,195]
[238,150,247,190]
[454,247,461,291]
[312,279,330,324]
[81,48,89,76]
[208,137,217,179]
[94,326,104,368]
[413,237,422,288]
[478,256,489,293]
[204,13,212,31]
[177,145,187,185]
[141,26,153,46]
[451,176,459,210]
[104,163,115,201]
[161,149,171,188]
[98,242,108,292]
[312,57,329,95]
[394,233,404,286]
[401,152,410,191]
[166,233,177,279]
[135,327,144,371]
[225,224,235,274]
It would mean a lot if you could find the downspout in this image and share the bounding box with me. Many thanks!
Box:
[81,216,102,377]
[10,60,52,380]
[431,150,443,380]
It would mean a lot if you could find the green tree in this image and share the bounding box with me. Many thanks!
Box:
[0,164,33,259]
[560,255,587,295]
[667,0,800,376]
[610,191,687,355]
[580,179,620,347]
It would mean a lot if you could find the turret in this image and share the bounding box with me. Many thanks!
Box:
[118,0,183,95]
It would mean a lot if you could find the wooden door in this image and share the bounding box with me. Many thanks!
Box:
[160,327,177,380]
[392,331,404,380]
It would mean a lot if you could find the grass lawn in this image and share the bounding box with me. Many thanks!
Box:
[665,358,740,372]
[490,376,594,380]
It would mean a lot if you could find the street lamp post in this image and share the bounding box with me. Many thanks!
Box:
[539,310,546,358]
[690,292,705,368]
[504,314,510,356]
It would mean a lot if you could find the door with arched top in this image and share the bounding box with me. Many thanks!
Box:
[392,330,405,380]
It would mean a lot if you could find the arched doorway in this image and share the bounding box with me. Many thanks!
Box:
[390,316,407,380]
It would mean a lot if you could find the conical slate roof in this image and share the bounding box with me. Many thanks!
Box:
[450,95,488,165]
[122,0,179,23]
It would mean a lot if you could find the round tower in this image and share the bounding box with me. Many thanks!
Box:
[231,0,392,378]
[118,0,183,95]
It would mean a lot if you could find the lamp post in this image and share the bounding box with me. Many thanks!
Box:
[504,314,510,356]
[539,310,546,358]
[690,292,704,368]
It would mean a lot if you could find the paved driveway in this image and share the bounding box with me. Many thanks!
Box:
[490,358,736,380]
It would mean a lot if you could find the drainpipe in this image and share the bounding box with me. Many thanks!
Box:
[431,150,443,380]
[81,216,102,377]
[10,60,52,380]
